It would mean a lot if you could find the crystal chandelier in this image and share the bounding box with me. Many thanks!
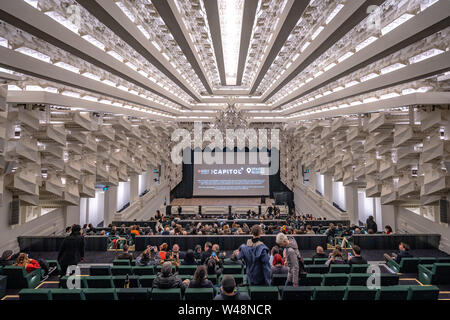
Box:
[211,98,248,131]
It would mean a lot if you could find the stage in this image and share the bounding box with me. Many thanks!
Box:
[170,197,274,206]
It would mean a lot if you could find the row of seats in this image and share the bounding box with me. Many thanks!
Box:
[418,263,450,285]
[19,285,439,301]
[91,264,244,276]
[387,257,450,273]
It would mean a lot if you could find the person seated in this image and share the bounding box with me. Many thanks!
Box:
[159,243,169,260]
[223,251,244,266]
[170,244,185,260]
[206,256,223,277]
[325,223,336,245]
[116,244,133,262]
[14,253,40,273]
[65,226,72,236]
[201,242,213,264]
[384,242,412,264]
[135,246,160,266]
[347,245,367,265]
[194,245,202,260]
[182,250,197,265]
[0,250,18,267]
[325,249,346,266]
[305,225,315,234]
[152,262,190,292]
[312,246,327,262]
[188,265,216,296]
[214,275,250,301]
[271,254,288,275]
[130,226,140,236]
[384,225,393,234]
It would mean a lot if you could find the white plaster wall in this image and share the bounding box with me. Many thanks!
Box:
[117,181,130,211]
[332,181,346,211]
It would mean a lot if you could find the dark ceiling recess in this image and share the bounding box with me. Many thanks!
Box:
[264,0,386,103]
[236,0,259,86]
[279,16,450,111]
[0,8,185,108]
[204,0,226,86]
[249,0,310,95]
[151,0,213,94]
[75,0,201,102]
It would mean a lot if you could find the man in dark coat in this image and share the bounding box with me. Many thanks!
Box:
[58,224,85,275]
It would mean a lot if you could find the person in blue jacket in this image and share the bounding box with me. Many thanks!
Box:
[235,225,271,286]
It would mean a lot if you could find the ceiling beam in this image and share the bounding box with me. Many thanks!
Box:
[151,0,213,94]
[249,0,310,94]
[204,0,226,86]
[236,0,259,86]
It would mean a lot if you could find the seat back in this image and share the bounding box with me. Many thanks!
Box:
[83,288,118,300]
[376,286,409,300]
[51,289,85,300]
[249,286,279,300]
[399,258,419,273]
[312,286,346,300]
[305,265,328,274]
[329,265,350,274]
[185,288,215,300]
[281,286,314,300]
[344,286,377,300]
[112,275,140,288]
[223,265,243,275]
[89,265,112,276]
[3,266,40,289]
[380,274,399,286]
[437,257,450,263]
[313,258,328,265]
[271,274,287,286]
[139,275,156,288]
[178,265,197,275]
[132,266,155,276]
[350,264,370,273]
[113,260,131,266]
[117,288,150,300]
[407,286,439,300]
[85,276,115,288]
[111,266,132,276]
[151,288,182,300]
[303,274,323,286]
[348,273,370,286]
[19,289,51,300]
[322,274,349,286]
[419,257,437,265]
[303,258,313,265]
[59,275,86,289]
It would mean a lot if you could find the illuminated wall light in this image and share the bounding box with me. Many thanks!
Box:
[54,61,80,73]
[102,79,116,87]
[420,0,439,11]
[151,41,161,52]
[116,1,136,22]
[409,48,444,64]
[363,97,378,103]
[314,70,324,78]
[326,4,344,25]
[62,91,80,98]
[355,36,378,52]
[82,72,101,81]
[345,80,359,88]
[311,26,324,40]
[44,87,58,93]
[82,35,105,51]
[380,92,400,100]
[107,50,124,62]
[125,62,138,71]
[117,85,128,91]
[333,86,344,92]
[401,88,416,95]
[137,25,150,40]
[15,47,51,63]
[381,13,414,36]
[45,11,79,34]
[23,0,39,9]
[324,63,336,72]
[350,101,362,106]
[25,85,44,91]
[338,51,353,63]
[293,53,301,61]
[301,41,311,53]
[305,77,313,83]
[82,95,98,102]
[338,103,349,108]
[380,63,406,75]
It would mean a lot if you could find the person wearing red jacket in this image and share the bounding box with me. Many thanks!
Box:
[14,253,40,273]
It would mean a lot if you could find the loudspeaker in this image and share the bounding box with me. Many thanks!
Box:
[10,199,20,225]
[228,206,232,214]
[165,205,172,216]
[258,205,261,215]
[198,206,202,214]
[261,196,265,204]
[439,200,449,224]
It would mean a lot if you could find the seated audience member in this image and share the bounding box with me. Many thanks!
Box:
[384,242,413,264]
[14,253,40,273]
[182,250,197,265]
[325,223,336,245]
[189,265,216,296]
[135,246,160,266]
[201,242,213,264]
[159,243,169,260]
[214,275,250,301]
[152,262,190,292]
[0,250,18,266]
[223,251,244,266]
[170,244,185,260]
[312,246,327,261]
[326,249,346,266]
[305,225,315,234]
[117,244,133,262]
[206,257,223,277]
[271,254,288,275]
[212,244,225,261]
[65,226,72,236]
[269,246,280,265]
[347,245,367,265]
[384,225,393,234]
[130,226,140,236]
[194,245,202,260]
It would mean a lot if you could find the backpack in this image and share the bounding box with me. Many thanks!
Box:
[38,259,50,276]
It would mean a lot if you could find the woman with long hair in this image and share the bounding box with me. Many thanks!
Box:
[14,253,40,273]
[188,265,216,295]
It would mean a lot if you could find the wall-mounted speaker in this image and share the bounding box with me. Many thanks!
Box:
[439,200,449,224]
[10,199,20,225]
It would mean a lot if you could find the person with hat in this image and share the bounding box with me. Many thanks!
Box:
[213,275,250,300]
[0,250,18,266]
[152,261,190,293]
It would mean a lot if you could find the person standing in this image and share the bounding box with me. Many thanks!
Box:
[276,233,301,287]
[58,224,85,275]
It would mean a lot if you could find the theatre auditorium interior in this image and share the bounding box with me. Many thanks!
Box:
[0,0,449,305]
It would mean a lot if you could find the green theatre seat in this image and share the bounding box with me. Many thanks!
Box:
[113,275,140,288]
[322,274,349,286]
[303,274,323,286]
[306,265,328,274]
[83,288,118,300]
[84,276,115,288]
[113,260,131,266]
[329,264,350,274]
[380,273,399,286]
[152,288,182,300]
[47,260,62,274]
[418,263,450,285]
[19,289,51,300]
[111,266,133,276]
[59,275,86,289]
[313,258,328,265]
[185,288,215,300]
[312,286,346,300]
[281,286,314,300]
[387,258,420,274]
[132,266,155,276]
[348,273,370,286]
[407,285,439,300]
[271,274,287,286]
[117,288,150,300]
[89,265,112,276]
[344,286,377,300]
[208,274,218,285]
[438,257,450,263]
[223,265,243,275]
[51,289,85,300]
[220,274,246,285]
[350,264,370,273]
[418,257,437,265]
[0,266,3,275]
[303,258,313,265]
[178,265,197,275]
[376,286,410,300]
[0,275,6,298]
[249,286,279,300]
[139,275,156,287]
[3,266,42,289]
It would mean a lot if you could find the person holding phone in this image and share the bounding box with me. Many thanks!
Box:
[347,245,367,265]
